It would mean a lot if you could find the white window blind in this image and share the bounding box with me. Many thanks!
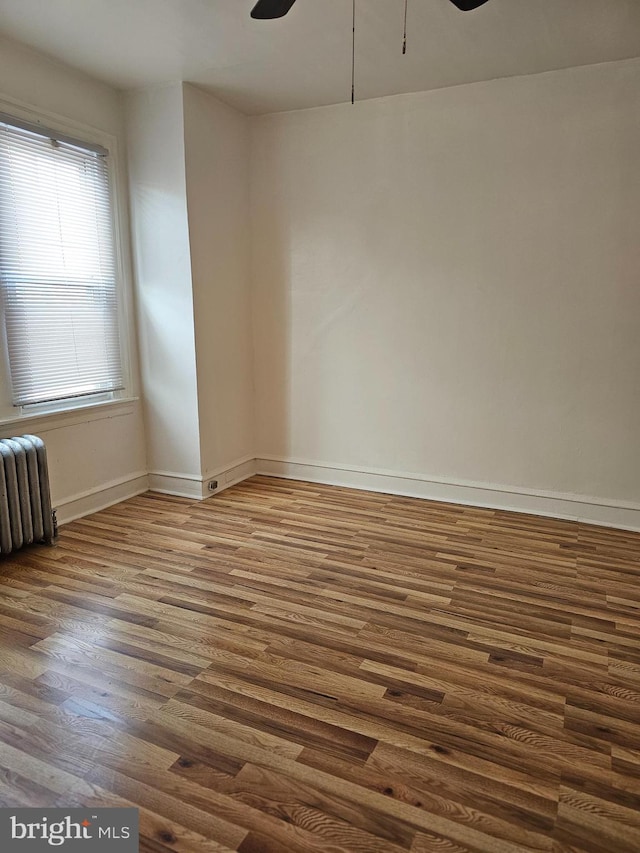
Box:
[0,115,124,407]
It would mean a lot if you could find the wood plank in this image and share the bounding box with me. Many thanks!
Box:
[0,475,638,851]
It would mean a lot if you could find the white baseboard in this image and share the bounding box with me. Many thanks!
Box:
[54,455,257,526]
[149,456,257,501]
[54,456,640,533]
[255,456,640,532]
[148,470,205,499]
[204,457,257,495]
[55,472,149,526]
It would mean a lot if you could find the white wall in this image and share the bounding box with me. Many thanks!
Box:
[183,84,254,482]
[126,83,255,497]
[126,84,203,492]
[0,35,148,522]
[0,33,124,134]
[250,58,640,522]
[5,32,639,528]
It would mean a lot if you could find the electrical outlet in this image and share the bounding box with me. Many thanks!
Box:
[208,480,218,492]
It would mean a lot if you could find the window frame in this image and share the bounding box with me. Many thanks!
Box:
[0,97,136,426]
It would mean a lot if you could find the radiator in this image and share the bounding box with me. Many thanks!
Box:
[0,435,57,555]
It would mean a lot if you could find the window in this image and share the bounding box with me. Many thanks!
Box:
[0,114,124,409]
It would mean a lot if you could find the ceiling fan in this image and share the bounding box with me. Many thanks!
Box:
[250,0,491,103]
[251,0,490,18]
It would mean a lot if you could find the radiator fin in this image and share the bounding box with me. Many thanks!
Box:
[0,434,55,555]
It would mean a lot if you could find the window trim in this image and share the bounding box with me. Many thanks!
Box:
[0,395,139,436]
[0,96,135,423]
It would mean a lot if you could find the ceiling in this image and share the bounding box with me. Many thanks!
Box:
[1,0,640,115]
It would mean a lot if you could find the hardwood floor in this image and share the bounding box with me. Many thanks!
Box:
[0,475,639,852]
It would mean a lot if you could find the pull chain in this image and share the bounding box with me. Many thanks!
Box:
[403,0,408,54]
[351,0,355,103]
[352,0,406,103]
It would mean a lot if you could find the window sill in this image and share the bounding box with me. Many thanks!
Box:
[0,396,140,435]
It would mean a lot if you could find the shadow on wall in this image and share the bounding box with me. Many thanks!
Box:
[252,200,292,464]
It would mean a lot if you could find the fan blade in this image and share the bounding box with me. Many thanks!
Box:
[449,0,490,9]
[251,0,297,19]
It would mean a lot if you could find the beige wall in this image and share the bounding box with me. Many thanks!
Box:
[250,58,640,513]
[126,83,254,496]
[0,33,124,135]
[183,84,254,480]
[126,84,202,490]
[3,32,639,527]
[0,35,147,522]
